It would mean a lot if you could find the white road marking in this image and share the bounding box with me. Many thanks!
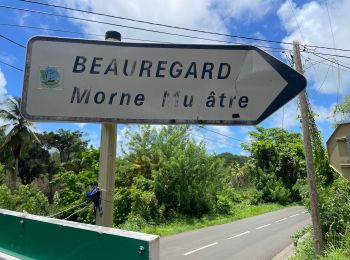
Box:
[302,211,307,214]
[184,242,218,256]
[255,224,271,230]
[275,218,287,223]
[290,214,299,218]
[227,231,250,240]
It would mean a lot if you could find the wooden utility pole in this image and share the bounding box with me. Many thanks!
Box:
[95,31,121,227]
[293,41,324,255]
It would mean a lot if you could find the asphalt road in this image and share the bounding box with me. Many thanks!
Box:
[160,206,310,260]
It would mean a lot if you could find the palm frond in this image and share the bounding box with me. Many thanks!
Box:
[27,128,41,144]
[0,96,40,149]
[1,127,19,148]
[0,109,17,122]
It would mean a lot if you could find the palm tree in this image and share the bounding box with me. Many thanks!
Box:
[0,97,39,189]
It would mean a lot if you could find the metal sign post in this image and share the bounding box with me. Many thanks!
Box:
[96,122,116,227]
[96,31,121,227]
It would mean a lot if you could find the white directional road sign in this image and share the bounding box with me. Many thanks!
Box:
[22,36,306,125]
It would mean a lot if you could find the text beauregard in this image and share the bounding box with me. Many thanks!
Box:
[72,56,231,79]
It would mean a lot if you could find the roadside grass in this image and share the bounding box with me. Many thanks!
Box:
[291,235,350,260]
[291,229,350,259]
[138,203,289,236]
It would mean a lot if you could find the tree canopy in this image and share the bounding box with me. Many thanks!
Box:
[242,126,306,204]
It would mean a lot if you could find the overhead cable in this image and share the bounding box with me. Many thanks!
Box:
[0,59,23,71]
[0,34,25,48]
[13,0,350,52]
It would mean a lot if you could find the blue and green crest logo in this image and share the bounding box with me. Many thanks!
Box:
[40,67,60,88]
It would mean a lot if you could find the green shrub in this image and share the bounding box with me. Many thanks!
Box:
[0,184,15,210]
[319,178,350,242]
[129,188,161,222]
[323,231,350,259]
[293,177,350,259]
[215,195,232,214]
[114,187,132,225]
[14,183,49,215]
[256,168,292,205]
[238,187,263,205]
[0,183,49,215]
[290,235,316,260]
[291,226,312,247]
[0,164,6,183]
[120,213,148,231]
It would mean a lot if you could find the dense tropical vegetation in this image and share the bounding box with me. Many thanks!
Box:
[0,97,303,228]
[0,95,350,258]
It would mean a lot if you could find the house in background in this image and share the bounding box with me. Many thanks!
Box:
[327,123,350,180]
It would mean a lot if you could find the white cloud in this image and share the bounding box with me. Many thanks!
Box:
[268,95,336,129]
[240,150,250,156]
[190,125,242,153]
[18,12,31,26]
[206,125,233,137]
[268,97,300,129]
[0,69,8,101]
[150,124,163,132]
[54,0,278,44]
[310,101,336,125]
[54,0,226,44]
[214,0,279,22]
[277,0,350,94]
[73,122,87,128]
[84,124,100,147]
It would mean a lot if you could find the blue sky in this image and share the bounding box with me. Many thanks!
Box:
[0,0,349,156]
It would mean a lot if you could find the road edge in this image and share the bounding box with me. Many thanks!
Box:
[272,232,310,259]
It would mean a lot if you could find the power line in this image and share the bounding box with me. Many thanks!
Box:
[13,0,350,53]
[324,0,341,103]
[0,5,261,45]
[1,34,349,81]
[316,62,332,91]
[0,59,23,72]
[303,57,328,71]
[306,44,350,52]
[2,11,349,77]
[0,23,172,44]
[309,51,350,60]
[0,20,292,53]
[301,54,350,72]
[287,0,326,92]
[313,53,350,70]
[287,0,306,44]
[0,34,25,48]
[14,0,293,46]
[197,126,246,143]
[190,131,242,148]
[0,23,105,37]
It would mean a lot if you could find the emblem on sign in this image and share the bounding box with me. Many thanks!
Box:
[40,67,60,88]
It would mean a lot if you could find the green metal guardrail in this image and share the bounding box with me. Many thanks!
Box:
[0,209,159,260]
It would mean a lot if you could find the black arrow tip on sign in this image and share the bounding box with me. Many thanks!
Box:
[232,114,240,119]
